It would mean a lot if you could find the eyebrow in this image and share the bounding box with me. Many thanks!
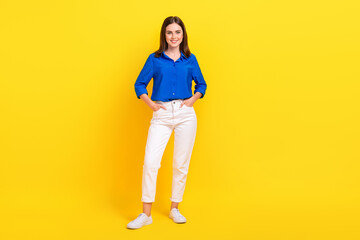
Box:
[166,30,181,32]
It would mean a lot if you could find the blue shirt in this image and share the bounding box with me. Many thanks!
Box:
[134,51,207,102]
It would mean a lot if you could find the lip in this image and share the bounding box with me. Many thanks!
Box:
[170,40,178,43]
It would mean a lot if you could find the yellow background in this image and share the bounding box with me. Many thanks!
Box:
[1,0,359,239]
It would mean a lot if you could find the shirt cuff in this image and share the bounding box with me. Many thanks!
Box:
[136,89,148,99]
[194,89,205,99]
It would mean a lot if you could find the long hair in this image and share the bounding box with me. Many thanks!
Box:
[154,16,191,58]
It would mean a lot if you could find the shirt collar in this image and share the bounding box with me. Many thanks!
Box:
[161,50,188,61]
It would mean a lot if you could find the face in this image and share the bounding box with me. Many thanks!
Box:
[165,23,183,49]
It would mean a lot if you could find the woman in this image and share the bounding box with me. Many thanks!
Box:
[127,16,207,229]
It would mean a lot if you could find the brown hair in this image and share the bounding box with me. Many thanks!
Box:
[154,16,191,58]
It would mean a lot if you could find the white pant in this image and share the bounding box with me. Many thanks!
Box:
[141,99,197,203]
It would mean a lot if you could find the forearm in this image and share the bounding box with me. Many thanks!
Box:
[192,92,202,101]
[140,93,155,108]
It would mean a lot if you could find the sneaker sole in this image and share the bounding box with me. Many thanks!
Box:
[127,220,152,229]
[169,215,186,224]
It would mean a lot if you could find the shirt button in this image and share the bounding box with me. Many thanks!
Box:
[173,93,175,95]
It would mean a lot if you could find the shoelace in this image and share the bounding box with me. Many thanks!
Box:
[132,213,146,224]
[172,208,183,218]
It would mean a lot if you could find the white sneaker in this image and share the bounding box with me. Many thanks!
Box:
[127,213,152,229]
[169,208,187,223]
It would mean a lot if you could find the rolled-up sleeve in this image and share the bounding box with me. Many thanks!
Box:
[191,54,207,98]
[134,54,153,99]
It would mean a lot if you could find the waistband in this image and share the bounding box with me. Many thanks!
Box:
[155,99,185,105]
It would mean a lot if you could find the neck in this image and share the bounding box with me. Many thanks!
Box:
[165,47,180,55]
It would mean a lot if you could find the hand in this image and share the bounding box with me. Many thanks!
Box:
[151,102,167,112]
[180,97,195,108]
